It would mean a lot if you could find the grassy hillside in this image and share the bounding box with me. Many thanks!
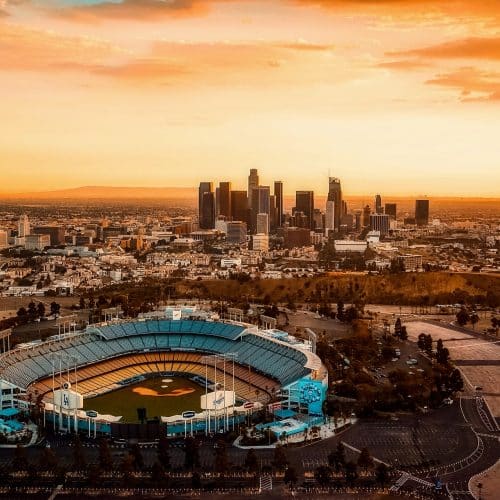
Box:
[178,272,499,307]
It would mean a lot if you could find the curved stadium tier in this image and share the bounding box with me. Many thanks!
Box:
[0,319,327,436]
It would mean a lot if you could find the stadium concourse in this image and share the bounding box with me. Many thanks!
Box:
[0,317,327,439]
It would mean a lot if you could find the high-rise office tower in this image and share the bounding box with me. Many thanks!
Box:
[375,194,383,214]
[269,194,277,231]
[18,214,30,237]
[248,169,259,209]
[199,182,215,229]
[327,177,342,231]
[251,186,270,232]
[313,209,323,231]
[274,181,283,227]
[325,200,335,234]
[415,199,430,226]
[226,221,247,244]
[370,213,391,236]
[256,213,269,235]
[385,203,397,219]
[362,205,371,227]
[230,191,248,223]
[295,190,314,229]
[218,181,232,218]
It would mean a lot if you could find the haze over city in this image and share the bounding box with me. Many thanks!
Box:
[1,0,500,196]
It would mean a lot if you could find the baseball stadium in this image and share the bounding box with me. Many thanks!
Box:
[0,310,327,439]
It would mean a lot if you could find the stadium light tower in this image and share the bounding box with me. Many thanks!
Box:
[201,353,238,434]
[48,352,79,433]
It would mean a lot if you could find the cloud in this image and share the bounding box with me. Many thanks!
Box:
[391,37,500,61]
[426,66,500,102]
[376,59,429,70]
[292,0,500,27]
[0,23,126,71]
[42,0,214,23]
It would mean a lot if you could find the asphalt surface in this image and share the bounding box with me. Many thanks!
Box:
[1,397,497,498]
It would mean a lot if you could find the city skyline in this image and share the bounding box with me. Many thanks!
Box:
[0,1,499,196]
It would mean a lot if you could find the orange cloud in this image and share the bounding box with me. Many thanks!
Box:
[392,37,500,61]
[43,0,214,23]
[377,59,429,70]
[426,66,500,102]
[0,23,126,73]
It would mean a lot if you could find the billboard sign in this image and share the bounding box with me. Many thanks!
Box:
[243,402,255,409]
[86,410,98,418]
[53,389,83,410]
[200,390,235,410]
[182,411,196,419]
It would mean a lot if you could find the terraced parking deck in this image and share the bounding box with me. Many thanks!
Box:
[405,321,500,419]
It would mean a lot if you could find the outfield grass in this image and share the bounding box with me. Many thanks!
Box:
[83,376,204,422]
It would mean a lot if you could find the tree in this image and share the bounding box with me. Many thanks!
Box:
[470,313,479,330]
[27,301,37,321]
[129,443,144,470]
[37,302,46,319]
[272,444,288,471]
[98,438,113,470]
[40,447,58,471]
[448,369,464,394]
[328,442,345,473]
[151,462,165,485]
[381,346,396,361]
[72,435,86,470]
[284,466,298,487]
[394,318,402,338]
[214,439,229,474]
[456,308,469,327]
[357,447,374,472]
[120,453,135,486]
[157,436,171,470]
[417,333,426,351]
[344,461,358,486]
[314,465,332,486]
[50,301,61,318]
[424,334,433,356]
[400,326,408,341]
[13,444,28,470]
[183,437,200,470]
[375,462,389,486]
[16,306,28,324]
[436,339,450,365]
[337,301,345,321]
[244,448,259,473]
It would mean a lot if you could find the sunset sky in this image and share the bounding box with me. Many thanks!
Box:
[0,0,499,196]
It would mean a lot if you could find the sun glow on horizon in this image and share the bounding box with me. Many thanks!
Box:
[0,0,499,197]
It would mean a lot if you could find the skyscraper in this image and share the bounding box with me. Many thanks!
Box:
[362,205,371,227]
[385,203,397,219]
[370,213,391,236]
[327,177,342,231]
[415,199,430,226]
[251,186,270,232]
[218,181,232,218]
[295,191,315,229]
[199,182,215,229]
[230,191,248,223]
[248,169,259,209]
[18,214,30,237]
[325,200,335,234]
[375,194,383,214]
[256,213,269,235]
[274,181,283,227]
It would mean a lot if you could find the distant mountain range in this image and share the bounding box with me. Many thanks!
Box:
[0,186,198,200]
[0,186,497,209]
